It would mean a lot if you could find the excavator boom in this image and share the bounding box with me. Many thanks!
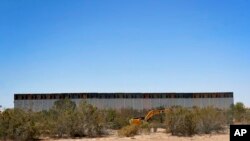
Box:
[130,109,169,125]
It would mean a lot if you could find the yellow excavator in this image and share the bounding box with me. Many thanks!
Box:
[129,109,170,125]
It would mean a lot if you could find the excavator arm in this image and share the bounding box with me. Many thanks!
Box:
[130,109,169,125]
[144,109,165,121]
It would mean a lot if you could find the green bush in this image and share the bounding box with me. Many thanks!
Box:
[196,107,227,134]
[103,109,128,129]
[246,109,250,124]
[118,125,139,137]
[165,107,197,136]
[230,102,250,123]
[49,100,105,137]
[70,101,105,137]
[165,107,227,136]
[49,99,76,137]
[0,109,40,141]
[0,99,107,140]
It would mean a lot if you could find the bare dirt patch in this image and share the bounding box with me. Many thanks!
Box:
[46,128,229,141]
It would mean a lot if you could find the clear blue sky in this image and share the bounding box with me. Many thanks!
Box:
[1,0,250,108]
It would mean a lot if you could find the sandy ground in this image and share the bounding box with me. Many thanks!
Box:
[46,128,229,141]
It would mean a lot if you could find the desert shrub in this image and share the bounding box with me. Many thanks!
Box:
[229,102,250,123]
[0,109,40,141]
[48,99,76,137]
[225,106,234,125]
[165,107,197,136]
[47,99,105,138]
[196,107,227,134]
[70,101,106,137]
[118,125,139,137]
[103,109,128,129]
[139,122,151,134]
[245,109,250,124]
[31,110,55,137]
[165,107,227,136]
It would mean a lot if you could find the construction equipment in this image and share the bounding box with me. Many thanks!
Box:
[129,109,170,125]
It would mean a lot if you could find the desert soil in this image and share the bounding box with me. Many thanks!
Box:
[47,128,229,141]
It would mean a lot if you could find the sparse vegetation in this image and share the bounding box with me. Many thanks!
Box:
[1,101,250,140]
[118,125,139,137]
[196,107,227,134]
[165,107,228,136]
[165,107,197,136]
[0,109,40,140]
[0,99,106,140]
[230,102,250,124]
